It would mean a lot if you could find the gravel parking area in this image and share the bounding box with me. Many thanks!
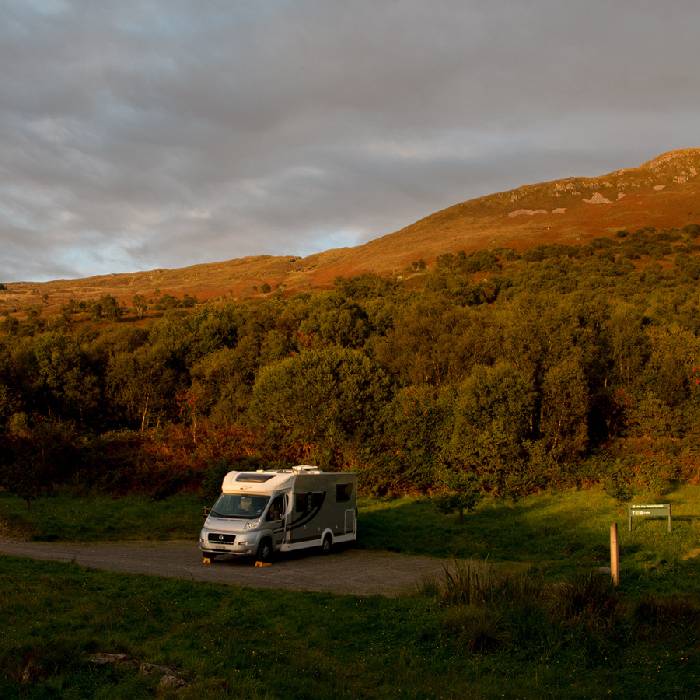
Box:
[0,539,448,596]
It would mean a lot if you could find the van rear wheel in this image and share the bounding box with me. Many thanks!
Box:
[321,533,333,555]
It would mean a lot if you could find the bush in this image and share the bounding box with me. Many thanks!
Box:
[603,460,634,503]
[0,418,80,508]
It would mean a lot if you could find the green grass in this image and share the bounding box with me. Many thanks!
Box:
[0,492,203,542]
[1,556,699,699]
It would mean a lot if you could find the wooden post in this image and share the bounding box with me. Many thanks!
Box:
[610,522,620,587]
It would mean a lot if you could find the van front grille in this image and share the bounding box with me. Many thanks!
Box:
[208,533,236,544]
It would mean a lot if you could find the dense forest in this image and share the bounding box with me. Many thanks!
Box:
[2,224,700,504]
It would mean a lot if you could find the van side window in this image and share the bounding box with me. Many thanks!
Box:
[310,492,325,508]
[295,493,309,513]
[266,495,285,521]
[336,483,352,502]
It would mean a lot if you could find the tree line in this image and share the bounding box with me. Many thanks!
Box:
[2,224,700,504]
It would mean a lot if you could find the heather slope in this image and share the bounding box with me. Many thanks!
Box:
[2,148,699,315]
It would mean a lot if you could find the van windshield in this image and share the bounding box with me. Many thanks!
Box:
[211,494,270,519]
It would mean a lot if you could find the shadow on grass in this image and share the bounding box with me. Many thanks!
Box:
[358,487,700,591]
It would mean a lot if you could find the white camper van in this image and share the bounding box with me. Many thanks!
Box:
[199,466,357,562]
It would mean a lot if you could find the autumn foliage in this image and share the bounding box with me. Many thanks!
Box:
[3,225,700,501]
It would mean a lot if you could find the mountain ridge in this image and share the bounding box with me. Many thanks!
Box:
[3,148,700,314]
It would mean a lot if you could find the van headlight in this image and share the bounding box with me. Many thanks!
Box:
[199,528,207,542]
[244,520,259,530]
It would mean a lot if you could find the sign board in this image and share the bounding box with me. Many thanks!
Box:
[628,503,671,533]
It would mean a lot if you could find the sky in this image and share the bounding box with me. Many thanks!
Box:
[2,0,700,282]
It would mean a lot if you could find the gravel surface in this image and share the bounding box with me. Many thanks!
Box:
[0,539,448,596]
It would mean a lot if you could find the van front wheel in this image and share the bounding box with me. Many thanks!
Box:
[321,534,332,555]
[256,538,273,563]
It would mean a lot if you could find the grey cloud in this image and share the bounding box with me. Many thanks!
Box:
[1,0,700,281]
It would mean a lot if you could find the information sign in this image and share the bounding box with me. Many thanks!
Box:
[628,503,671,533]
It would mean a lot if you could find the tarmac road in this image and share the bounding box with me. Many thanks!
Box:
[0,539,449,597]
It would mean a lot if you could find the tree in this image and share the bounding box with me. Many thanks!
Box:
[248,347,390,465]
[30,331,100,421]
[299,293,371,349]
[106,345,182,430]
[539,353,589,463]
[608,304,650,388]
[132,294,148,319]
[89,294,122,321]
[432,468,482,522]
[380,384,450,491]
[644,324,700,407]
[0,383,18,428]
[446,363,536,498]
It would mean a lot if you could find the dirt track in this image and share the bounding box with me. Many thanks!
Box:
[0,539,448,596]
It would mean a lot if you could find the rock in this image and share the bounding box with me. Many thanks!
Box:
[158,673,187,690]
[507,208,548,218]
[140,662,174,676]
[20,659,41,684]
[583,192,612,204]
[88,653,130,665]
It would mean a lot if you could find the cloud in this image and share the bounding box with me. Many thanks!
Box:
[1,0,699,281]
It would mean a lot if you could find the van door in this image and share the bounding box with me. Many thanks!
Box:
[266,494,287,547]
[344,509,356,535]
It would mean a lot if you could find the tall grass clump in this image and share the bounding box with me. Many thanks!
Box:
[426,562,628,659]
[548,573,619,632]
[632,595,700,639]
[433,559,543,608]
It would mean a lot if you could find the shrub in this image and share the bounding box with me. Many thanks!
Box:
[603,460,634,503]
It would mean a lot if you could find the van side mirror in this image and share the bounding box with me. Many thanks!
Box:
[203,507,211,517]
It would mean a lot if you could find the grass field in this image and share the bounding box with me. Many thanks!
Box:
[1,556,699,699]
[0,492,203,542]
[1,486,699,696]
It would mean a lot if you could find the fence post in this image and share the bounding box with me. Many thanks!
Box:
[610,522,620,587]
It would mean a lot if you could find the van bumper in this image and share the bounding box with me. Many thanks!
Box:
[199,532,258,557]
[199,543,256,556]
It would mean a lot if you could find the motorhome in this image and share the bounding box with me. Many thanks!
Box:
[198,466,357,562]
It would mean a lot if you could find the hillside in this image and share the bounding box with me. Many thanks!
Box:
[2,148,700,315]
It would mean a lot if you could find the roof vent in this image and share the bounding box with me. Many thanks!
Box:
[291,465,322,473]
[236,473,275,483]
